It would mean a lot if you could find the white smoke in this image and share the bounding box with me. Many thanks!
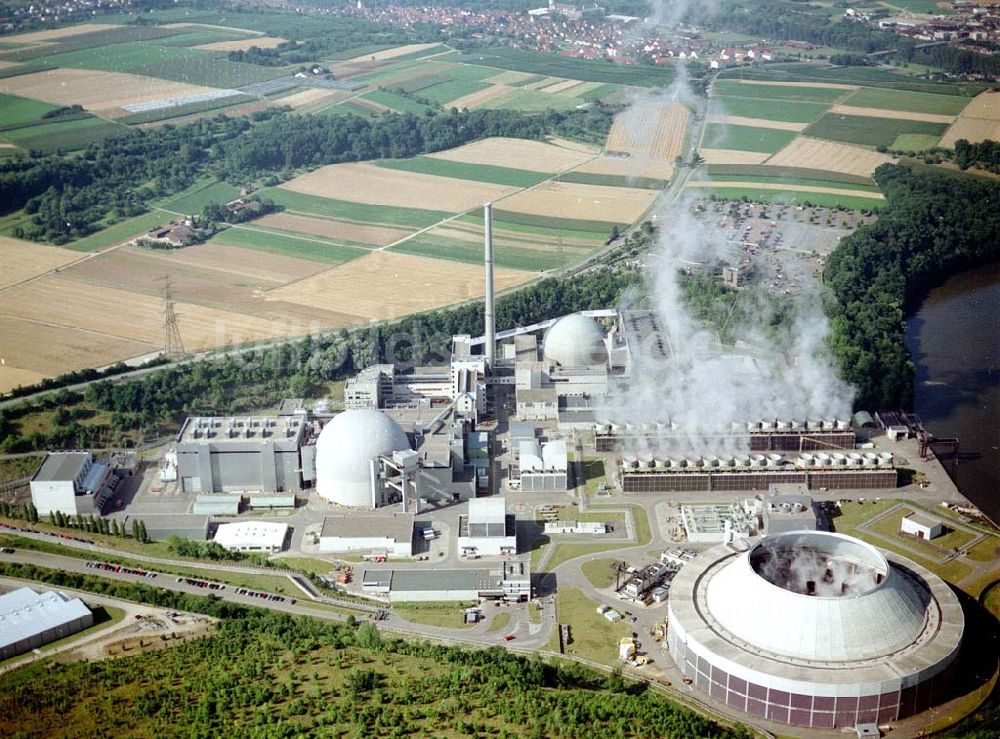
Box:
[644,0,718,30]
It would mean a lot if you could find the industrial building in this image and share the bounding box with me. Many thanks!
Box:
[761,493,818,534]
[667,531,963,729]
[620,452,898,493]
[680,503,757,543]
[901,511,944,540]
[0,587,93,660]
[361,559,530,602]
[318,514,414,558]
[30,451,116,517]
[457,497,517,557]
[212,521,288,553]
[123,514,209,542]
[516,438,569,492]
[175,415,311,494]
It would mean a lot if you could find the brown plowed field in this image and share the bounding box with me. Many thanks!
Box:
[1,23,118,43]
[195,36,285,52]
[255,213,412,246]
[280,162,517,212]
[707,114,806,131]
[764,137,894,177]
[427,137,595,173]
[345,43,441,63]
[0,68,218,115]
[265,251,533,322]
[128,243,325,285]
[0,236,78,289]
[539,79,580,94]
[687,181,884,199]
[448,84,513,110]
[498,181,657,223]
[939,92,1000,147]
[829,105,955,124]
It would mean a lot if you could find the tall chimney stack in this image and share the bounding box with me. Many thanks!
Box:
[484,202,496,366]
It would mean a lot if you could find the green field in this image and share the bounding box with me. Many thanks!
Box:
[417,79,491,106]
[454,48,675,87]
[260,188,451,228]
[390,233,581,271]
[712,95,831,124]
[65,211,172,252]
[892,133,942,152]
[805,113,948,148]
[134,56,290,87]
[2,115,131,152]
[0,25,181,62]
[360,89,435,115]
[156,29,257,47]
[0,93,61,130]
[703,122,798,153]
[378,44,451,62]
[704,163,875,186]
[481,87,584,112]
[718,63,987,96]
[842,87,970,115]
[209,226,367,263]
[376,156,549,187]
[697,174,880,193]
[38,42,204,74]
[690,185,883,211]
[157,179,242,215]
[454,212,608,243]
[712,80,849,103]
[558,171,669,190]
[316,100,380,119]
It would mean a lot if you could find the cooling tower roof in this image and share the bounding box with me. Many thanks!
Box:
[542,313,608,369]
[315,409,410,506]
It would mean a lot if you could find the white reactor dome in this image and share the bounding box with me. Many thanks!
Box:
[667,530,963,730]
[542,313,608,369]
[315,409,410,507]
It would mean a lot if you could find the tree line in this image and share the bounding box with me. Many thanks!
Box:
[824,163,1000,410]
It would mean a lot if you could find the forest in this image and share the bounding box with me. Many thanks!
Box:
[1,105,613,244]
[953,139,1000,173]
[824,164,1000,410]
[0,265,640,453]
[0,561,748,739]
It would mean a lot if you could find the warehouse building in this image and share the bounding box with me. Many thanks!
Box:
[761,493,818,535]
[361,560,531,602]
[30,451,115,517]
[0,587,93,660]
[213,521,288,553]
[457,497,517,557]
[123,514,209,542]
[175,415,311,494]
[668,531,963,729]
[901,511,944,540]
[318,514,414,558]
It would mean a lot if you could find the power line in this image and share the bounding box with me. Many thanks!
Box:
[159,275,184,358]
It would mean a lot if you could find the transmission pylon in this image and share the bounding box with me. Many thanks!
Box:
[160,275,184,357]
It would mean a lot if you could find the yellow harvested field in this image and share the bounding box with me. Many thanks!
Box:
[277,88,341,111]
[266,251,533,322]
[448,84,513,110]
[255,212,412,246]
[195,36,286,52]
[0,68,218,114]
[0,316,157,394]
[605,102,688,179]
[539,79,580,94]
[345,43,442,63]
[0,276,292,351]
[163,22,265,36]
[939,92,1000,147]
[120,243,326,286]
[281,162,517,212]
[765,137,895,177]
[574,154,672,181]
[707,114,806,132]
[486,71,537,85]
[428,136,595,173]
[0,236,78,289]
[524,76,562,91]
[687,180,884,200]
[0,61,21,70]
[0,23,119,44]
[568,81,604,96]
[548,136,600,154]
[699,148,771,165]
[829,105,955,124]
[731,80,858,91]
[499,181,657,223]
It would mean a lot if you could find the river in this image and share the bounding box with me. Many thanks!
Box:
[905,262,1000,523]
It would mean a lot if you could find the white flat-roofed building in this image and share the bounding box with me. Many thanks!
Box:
[362,559,530,602]
[30,451,113,517]
[457,497,517,557]
[0,587,93,660]
[901,511,944,540]
[318,514,414,557]
[212,521,288,553]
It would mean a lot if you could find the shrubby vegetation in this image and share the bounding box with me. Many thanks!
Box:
[825,164,1000,409]
[0,561,748,738]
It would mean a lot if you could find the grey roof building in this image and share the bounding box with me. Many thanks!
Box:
[0,587,93,660]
